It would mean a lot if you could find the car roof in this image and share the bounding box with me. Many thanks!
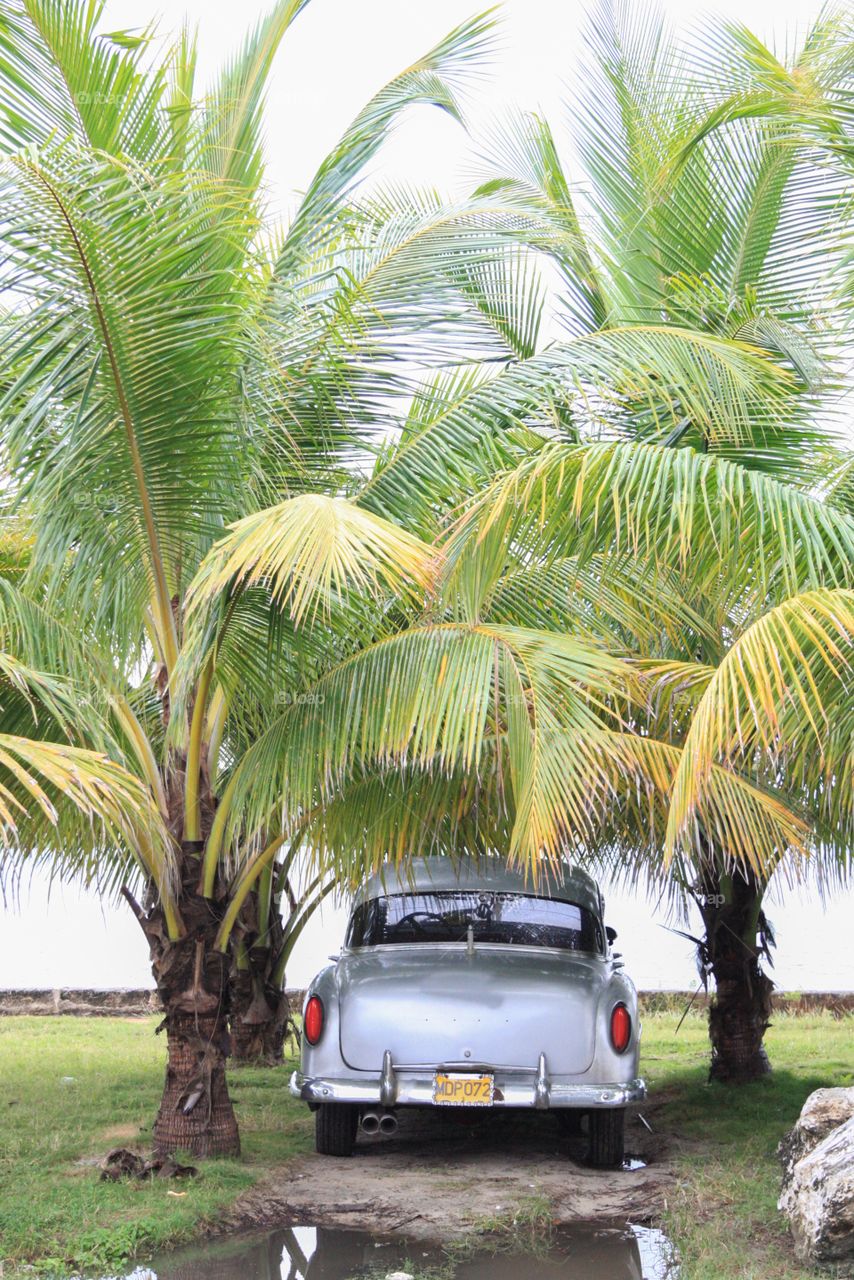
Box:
[353,856,603,917]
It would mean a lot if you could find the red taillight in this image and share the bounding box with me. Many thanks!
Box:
[610,1002,631,1054]
[304,995,324,1045]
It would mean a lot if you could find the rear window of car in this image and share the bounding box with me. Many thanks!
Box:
[345,891,602,953]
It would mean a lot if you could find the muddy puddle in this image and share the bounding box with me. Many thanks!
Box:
[111,1221,679,1279]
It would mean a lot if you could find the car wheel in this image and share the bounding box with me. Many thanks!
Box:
[587,1108,625,1167]
[315,1103,358,1157]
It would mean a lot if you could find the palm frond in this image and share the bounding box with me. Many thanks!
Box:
[172,496,439,745]
[606,733,812,879]
[292,762,511,886]
[472,108,609,333]
[198,0,310,194]
[275,10,499,274]
[0,651,177,923]
[0,734,173,891]
[163,19,197,168]
[481,555,715,653]
[666,588,854,867]
[451,441,854,609]
[231,723,813,907]
[669,9,854,169]
[0,145,258,670]
[186,494,438,627]
[203,622,633,889]
[446,247,546,359]
[0,0,169,157]
[360,325,796,531]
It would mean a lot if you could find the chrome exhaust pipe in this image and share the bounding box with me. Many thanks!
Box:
[361,1110,380,1134]
[379,1112,398,1135]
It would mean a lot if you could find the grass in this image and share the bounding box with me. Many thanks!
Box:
[0,1011,851,1278]
[644,1010,854,1280]
[0,1017,313,1276]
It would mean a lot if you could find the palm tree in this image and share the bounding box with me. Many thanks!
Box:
[467,2,854,1082]
[0,0,563,1152]
[315,438,854,1084]
[350,0,854,1081]
[0,0,777,1153]
[0,0,817,1153]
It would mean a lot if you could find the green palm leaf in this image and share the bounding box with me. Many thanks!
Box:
[360,325,795,530]
[275,10,499,274]
[203,622,633,891]
[451,440,854,607]
[199,0,310,194]
[0,651,176,921]
[473,108,609,333]
[0,146,256,670]
[0,0,168,157]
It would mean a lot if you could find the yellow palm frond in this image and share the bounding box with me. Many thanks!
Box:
[186,494,438,626]
[666,589,854,867]
[0,733,180,930]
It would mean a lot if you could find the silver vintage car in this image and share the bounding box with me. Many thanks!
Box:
[290,856,645,1166]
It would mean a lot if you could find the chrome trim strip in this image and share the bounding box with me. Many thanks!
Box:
[343,941,605,961]
[392,1060,539,1074]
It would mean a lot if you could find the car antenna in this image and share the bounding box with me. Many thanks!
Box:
[466,922,475,957]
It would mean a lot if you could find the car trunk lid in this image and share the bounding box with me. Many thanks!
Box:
[336,944,602,1074]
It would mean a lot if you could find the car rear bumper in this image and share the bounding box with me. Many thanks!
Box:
[289,1057,645,1110]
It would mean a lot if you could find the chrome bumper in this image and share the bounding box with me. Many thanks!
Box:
[289,1053,645,1110]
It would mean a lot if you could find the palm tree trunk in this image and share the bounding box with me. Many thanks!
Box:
[229,969,290,1064]
[124,850,241,1156]
[698,866,774,1083]
[153,1006,238,1155]
[228,885,290,1065]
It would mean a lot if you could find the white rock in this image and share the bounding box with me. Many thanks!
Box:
[780,1087,854,1193]
[801,1087,854,1135]
[385,1272,415,1280]
[779,1114,854,1266]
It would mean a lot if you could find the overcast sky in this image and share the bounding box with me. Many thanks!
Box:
[1,0,852,994]
[102,0,833,213]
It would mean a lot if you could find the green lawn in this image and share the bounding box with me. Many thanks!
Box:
[646,1010,853,1280]
[0,1017,313,1276]
[0,1012,851,1278]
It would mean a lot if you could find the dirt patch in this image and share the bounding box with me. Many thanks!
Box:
[100,1124,140,1142]
[214,1109,674,1244]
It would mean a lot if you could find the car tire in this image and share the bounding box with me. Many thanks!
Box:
[315,1103,358,1157]
[587,1108,625,1167]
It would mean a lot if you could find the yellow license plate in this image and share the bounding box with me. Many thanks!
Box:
[433,1072,494,1106]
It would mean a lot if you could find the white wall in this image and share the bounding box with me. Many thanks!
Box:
[2,871,851,993]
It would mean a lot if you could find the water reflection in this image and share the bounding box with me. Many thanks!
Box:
[117,1221,678,1280]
